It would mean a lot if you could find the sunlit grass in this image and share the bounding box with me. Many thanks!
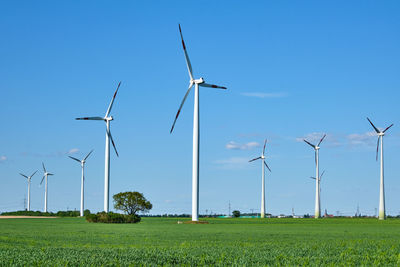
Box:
[0,217,399,265]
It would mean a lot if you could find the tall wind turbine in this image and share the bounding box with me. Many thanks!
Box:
[304,134,326,219]
[40,163,54,213]
[367,117,393,220]
[249,139,271,218]
[170,24,227,222]
[76,82,120,213]
[19,170,37,211]
[69,150,94,216]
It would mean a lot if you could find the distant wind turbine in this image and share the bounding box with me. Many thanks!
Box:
[170,24,227,222]
[310,170,325,193]
[69,150,94,216]
[249,139,271,218]
[304,134,326,219]
[76,82,120,213]
[367,117,393,220]
[40,163,54,213]
[19,170,37,211]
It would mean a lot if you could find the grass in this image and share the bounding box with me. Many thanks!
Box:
[0,217,400,266]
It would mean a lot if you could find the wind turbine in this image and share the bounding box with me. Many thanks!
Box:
[367,117,393,220]
[310,170,325,193]
[170,24,227,222]
[76,82,120,213]
[304,134,326,219]
[249,139,271,218]
[69,150,94,216]
[40,163,54,213]
[19,170,37,211]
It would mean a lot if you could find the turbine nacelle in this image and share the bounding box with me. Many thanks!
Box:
[105,116,114,122]
[194,78,205,84]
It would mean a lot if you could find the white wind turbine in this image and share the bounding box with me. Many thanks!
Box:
[76,82,120,213]
[249,139,271,218]
[310,170,325,204]
[40,163,54,213]
[304,134,326,219]
[367,117,393,220]
[170,24,227,222]
[19,170,37,211]
[69,150,94,216]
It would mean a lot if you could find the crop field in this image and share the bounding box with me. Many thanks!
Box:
[0,217,400,266]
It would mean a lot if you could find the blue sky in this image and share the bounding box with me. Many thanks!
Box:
[1,1,400,216]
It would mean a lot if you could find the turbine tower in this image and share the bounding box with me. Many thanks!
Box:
[40,163,54,213]
[19,170,37,211]
[367,117,393,220]
[304,134,326,219]
[310,170,325,210]
[249,139,271,218]
[76,82,120,213]
[170,24,227,222]
[69,150,94,216]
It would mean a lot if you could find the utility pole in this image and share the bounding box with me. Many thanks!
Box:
[228,201,231,217]
[23,195,27,211]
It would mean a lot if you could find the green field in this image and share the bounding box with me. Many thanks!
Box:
[0,217,400,266]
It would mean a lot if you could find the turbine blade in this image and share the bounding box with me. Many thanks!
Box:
[320,170,325,179]
[376,137,380,161]
[75,117,104,121]
[199,83,227,89]
[263,139,267,155]
[310,177,316,180]
[249,156,262,162]
[170,82,194,133]
[264,161,271,172]
[318,134,326,147]
[178,24,194,80]
[42,162,46,173]
[107,129,119,157]
[84,149,94,161]
[47,173,54,176]
[383,124,394,133]
[303,139,316,149]
[69,156,81,163]
[105,81,121,118]
[30,170,37,178]
[40,176,45,185]
[367,117,381,134]
[19,173,28,179]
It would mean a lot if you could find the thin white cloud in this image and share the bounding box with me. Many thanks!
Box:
[296,132,327,144]
[346,131,376,146]
[67,148,79,155]
[226,141,260,150]
[241,92,288,98]
[0,156,7,162]
[214,157,250,170]
[21,148,80,158]
[296,133,341,147]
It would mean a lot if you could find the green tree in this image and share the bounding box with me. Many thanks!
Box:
[232,210,240,218]
[113,191,152,215]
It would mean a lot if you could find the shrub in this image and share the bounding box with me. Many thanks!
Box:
[232,210,241,218]
[85,212,141,224]
[83,209,91,216]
